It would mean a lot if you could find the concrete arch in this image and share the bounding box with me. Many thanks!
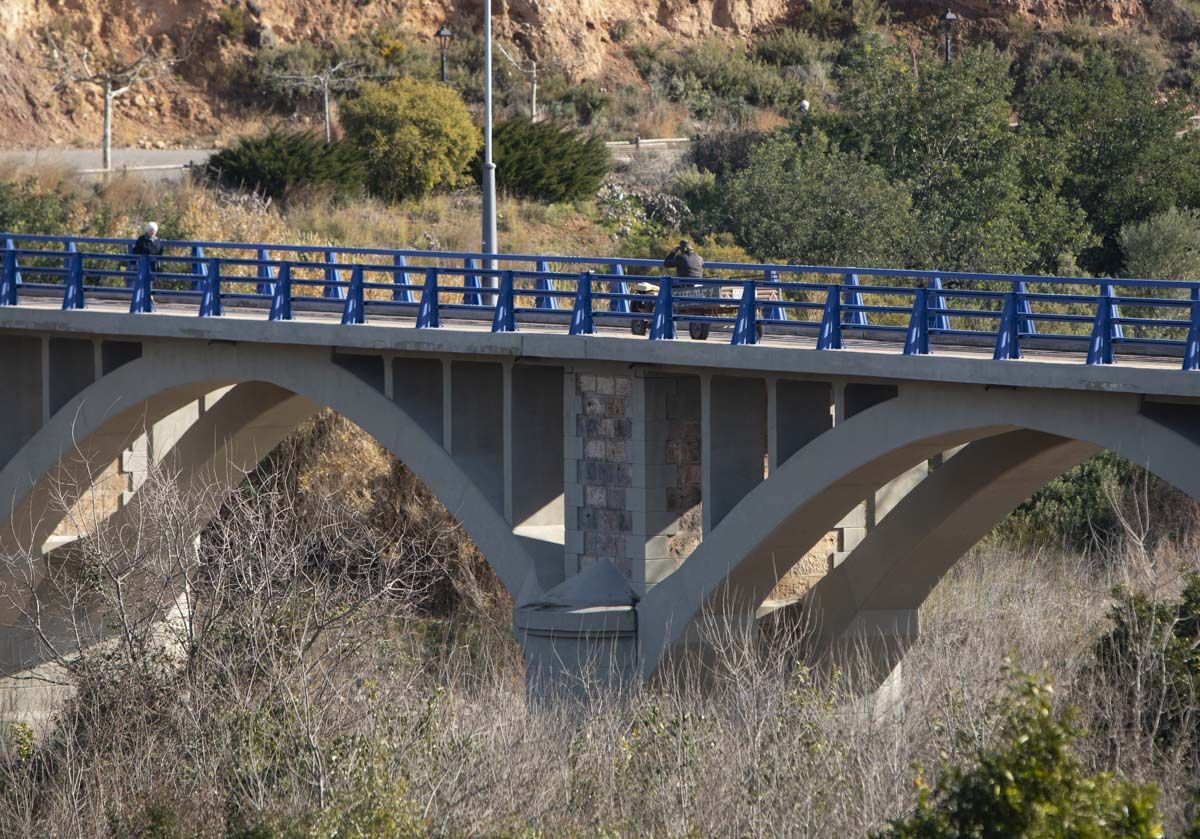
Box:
[638,382,1200,680]
[0,341,536,600]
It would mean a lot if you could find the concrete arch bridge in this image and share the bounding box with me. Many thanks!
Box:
[3,233,1200,717]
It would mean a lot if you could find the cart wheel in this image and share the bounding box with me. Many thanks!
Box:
[632,319,648,336]
[689,322,710,341]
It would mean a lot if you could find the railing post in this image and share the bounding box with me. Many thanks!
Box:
[1184,287,1200,372]
[492,270,517,333]
[255,247,275,296]
[62,251,85,310]
[199,257,222,317]
[843,272,867,326]
[125,243,136,288]
[391,254,413,303]
[607,263,630,313]
[929,277,950,332]
[130,254,155,313]
[190,244,207,291]
[0,244,18,306]
[731,280,759,346]
[993,292,1021,360]
[650,276,675,340]
[417,267,441,328]
[903,288,930,356]
[1013,280,1035,335]
[269,264,293,321]
[1103,282,1124,340]
[817,284,843,350]
[763,269,785,321]
[534,260,557,310]
[462,257,482,305]
[341,265,365,325]
[324,249,346,300]
[1086,284,1115,365]
[569,271,595,336]
[3,238,22,292]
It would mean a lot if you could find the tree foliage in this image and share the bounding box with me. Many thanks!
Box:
[340,79,481,201]
[1120,207,1200,280]
[877,673,1165,839]
[203,129,365,204]
[722,132,916,266]
[483,118,610,203]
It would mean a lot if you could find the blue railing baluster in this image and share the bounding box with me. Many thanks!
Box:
[904,289,930,356]
[130,254,155,314]
[534,260,556,310]
[0,244,18,306]
[731,280,759,346]
[1013,280,1035,335]
[492,270,517,333]
[199,258,222,317]
[818,285,843,350]
[392,254,412,303]
[1102,283,1124,340]
[650,276,675,340]
[843,273,867,326]
[256,248,275,296]
[993,292,1021,360]
[62,251,85,311]
[269,264,292,321]
[341,265,365,325]
[763,270,784,322]
[1184,287,1200,372]
[418,267,441,328]
[462,258,481,306]
[608,263,629,314]
[190,244,207,291]
[3,238,22,293]
[569,272,594,336]
[929,277,950,332]
[1086,284,1115,365]
[324,250,346,300]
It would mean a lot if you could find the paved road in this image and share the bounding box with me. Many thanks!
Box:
[0,149,213,182]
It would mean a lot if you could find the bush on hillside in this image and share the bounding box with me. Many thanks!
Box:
[688,128,766,177]
[0,176,78,235]
[1120,207,1200,280]
[877,673,1164,838]
[755,27,835,68]
[340,79,481,201]
[480,118,610,203]
[203,129,365,203]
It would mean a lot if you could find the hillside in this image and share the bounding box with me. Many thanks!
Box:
[0,0,1163,149]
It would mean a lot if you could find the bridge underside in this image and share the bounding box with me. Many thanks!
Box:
[3,317,1200,719]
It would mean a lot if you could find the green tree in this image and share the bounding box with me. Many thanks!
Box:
[825,41,1092,273]
[877,673,1165,839]
[1119,207,1200,280]
[340,79,481,201]
[722,132,916,266]
[482,118,610,203]
[204,129,365,204]
[1018,45,1200,274]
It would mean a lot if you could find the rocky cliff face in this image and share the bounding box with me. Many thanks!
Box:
[0,0,1152,149]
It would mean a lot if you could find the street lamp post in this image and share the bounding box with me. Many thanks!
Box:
[481,0,499,286]
[436,25,453,83]
[942,9,959,64]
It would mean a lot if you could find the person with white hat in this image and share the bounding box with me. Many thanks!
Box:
[132,221,163,273]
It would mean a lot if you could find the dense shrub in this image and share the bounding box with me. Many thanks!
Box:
[1000,453,1131,548]
[203,129,366,203]
[755,27,835,67]
[1094,574,1200,754]
[877,673,1165,838]
[722,133,915,265]
[1120,207,1200,280]
[340,79,481,201]
[688,128,765,177]
[634,38,800,117]
[482,118,610,203]
[0,177,78,235]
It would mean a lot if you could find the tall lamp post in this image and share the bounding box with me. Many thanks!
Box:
[941,9,959,64]
[481,0,498,282]
[436,25,453,83]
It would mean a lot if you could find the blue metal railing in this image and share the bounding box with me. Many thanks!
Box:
[3,231,1200,370]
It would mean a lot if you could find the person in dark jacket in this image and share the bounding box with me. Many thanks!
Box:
[132,221,163,272]
[663,239,704,281]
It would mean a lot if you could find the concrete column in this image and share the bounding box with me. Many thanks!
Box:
[702,375,766,533]
[0,336,44,469]
[507,364,564,529]
[393,357,444,445]
[449,361,504,508]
